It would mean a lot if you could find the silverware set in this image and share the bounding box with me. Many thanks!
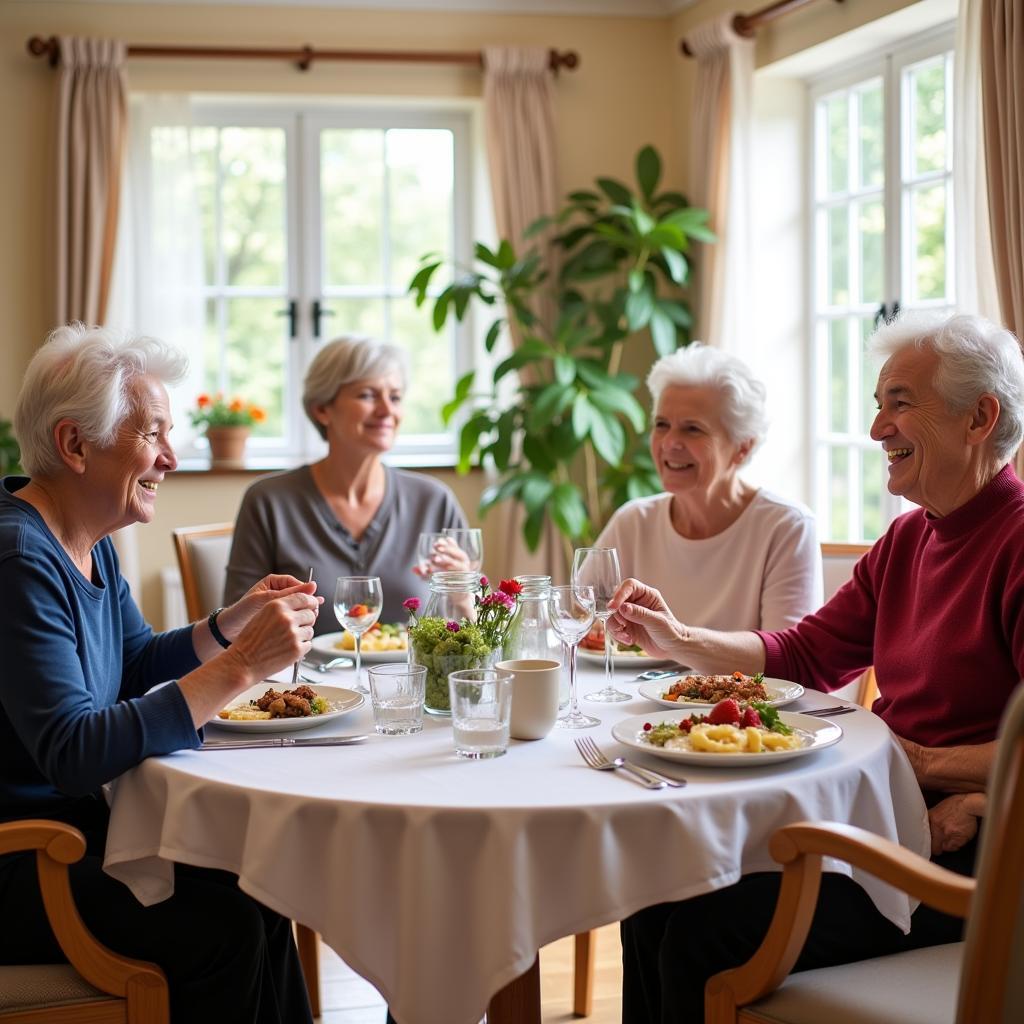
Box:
[574,736,686,789]
[799,706,859,718]
[303,655,354,672]
[201,734,368,750]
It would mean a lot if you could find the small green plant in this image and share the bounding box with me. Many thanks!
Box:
[0,419,23,476]
[409,145,714,561]
[189,393,267,429]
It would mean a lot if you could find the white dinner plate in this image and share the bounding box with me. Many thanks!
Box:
[208,684,365,733]
[578,648,672,669]
[312,630,408,664]
[610,708,842,766]
[637,677,804,709]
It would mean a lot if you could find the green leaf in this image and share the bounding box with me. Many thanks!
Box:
[636,146,661,201]
[626,472,661,502]
[496,239,517,269]
[550,483,589,540]
[592,223,636,247]
[474,242,499,267]
[522,434,557,473]
[589,386,647,433]
[554,355,576,386]
[568,190,600,205]
[556,225,592,251]
[457,413,490,473]
[661,246,688,285]
[484,318,504,353]
[521,474,555,513]
[408,260,441,303]
[441,370,476,426]
[653,190,689,209]
[625,285,654,331]
[645,225,685,249]
[632,204,655,236]
[522,507,546,552]
[560,240,619,283]
[524,215,554,239]
[527,382,574,432]
[480,474,524,512]
[432,286,453,332]
[649,305,678,356]
[493,340,552,384]
[548,419,582,459]
[576,360,610,390]
[491,409,516,471]
[571,393,595,441]
[658,299,693,328]
[596,177,633,206]
[628,268,646,293]
[588,410,626,466]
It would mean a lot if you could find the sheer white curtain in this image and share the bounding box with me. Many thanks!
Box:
[108,94,206,455]
[953,0,1001,322]
[684,14,754,357]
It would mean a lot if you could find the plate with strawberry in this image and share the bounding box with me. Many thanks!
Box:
[610,699,843,766]
[637,673,803,709]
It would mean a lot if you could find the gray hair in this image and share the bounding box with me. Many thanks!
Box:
[871,312,1024,462]
[646,343,769,456]
[13,322,188,478]
[302,336,408,440]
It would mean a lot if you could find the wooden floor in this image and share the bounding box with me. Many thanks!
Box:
[317,924,623,1024]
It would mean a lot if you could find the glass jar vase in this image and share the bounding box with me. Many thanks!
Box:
[411,571,498,716]
[502,575,567,709]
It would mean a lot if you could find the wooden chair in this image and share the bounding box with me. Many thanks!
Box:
[171,522,322,1017]
[0,820,169,1023]
[705,680,1024,1024]
[569,543,878,1015]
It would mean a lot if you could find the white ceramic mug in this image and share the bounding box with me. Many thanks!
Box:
[497,658,562,740]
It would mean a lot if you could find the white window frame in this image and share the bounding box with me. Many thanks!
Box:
[807,24,955,542]
[186,99,476,466]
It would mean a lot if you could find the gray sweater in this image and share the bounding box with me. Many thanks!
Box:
[225,465,467,629]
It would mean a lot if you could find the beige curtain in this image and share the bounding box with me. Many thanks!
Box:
[482,47,563,578]
[54,37,128,325]
[978,1,1024,476]
[684,15,754,354]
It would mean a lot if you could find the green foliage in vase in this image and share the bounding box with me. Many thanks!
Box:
[408,145,715,559]
[0,420,23,476]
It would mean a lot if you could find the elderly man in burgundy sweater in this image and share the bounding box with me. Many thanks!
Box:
[608,311,1024,1024]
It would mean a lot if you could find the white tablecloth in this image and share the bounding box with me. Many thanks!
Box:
[104,670,929,1024]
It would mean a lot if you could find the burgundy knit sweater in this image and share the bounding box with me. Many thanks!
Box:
[758,465,1024,746]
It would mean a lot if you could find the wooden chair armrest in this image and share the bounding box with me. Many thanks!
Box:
[705,821,974,1024]
[0,819,167,1004]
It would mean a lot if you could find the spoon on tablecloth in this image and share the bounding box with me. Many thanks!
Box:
[290,568,314,689]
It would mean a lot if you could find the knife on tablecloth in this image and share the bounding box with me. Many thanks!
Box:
[200,734,368,750]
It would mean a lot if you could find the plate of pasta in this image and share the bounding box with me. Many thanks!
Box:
[313,625,408,664]
[610,707,842,766]
[638,673,804,709]
[210,684,364,733]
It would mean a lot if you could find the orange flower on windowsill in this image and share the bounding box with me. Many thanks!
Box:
[190,392,267,429]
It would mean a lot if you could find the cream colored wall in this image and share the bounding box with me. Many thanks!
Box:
[0,0,923,622]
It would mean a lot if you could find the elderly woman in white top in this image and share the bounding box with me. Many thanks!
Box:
[595,343,822,632]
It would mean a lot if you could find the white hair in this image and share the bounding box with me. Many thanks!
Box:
[302,336,408,440]
[646,343,769,456]
[13,323,188,478]
[871,312,1024,462]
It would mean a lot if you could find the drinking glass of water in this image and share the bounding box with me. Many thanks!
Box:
[448,667,513,759]
[368,663,427,735]
[334,576,382,694]
[441,527,484,572]
[572,547,628,703]
[548,584,598,729]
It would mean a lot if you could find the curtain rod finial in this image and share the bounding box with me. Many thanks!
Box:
[549,49,579,72]
[27,35,59,66]
[296,44,314,71]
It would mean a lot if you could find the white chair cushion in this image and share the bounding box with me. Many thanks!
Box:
[190,534,232,614]
[740,942,962,1024]
[0,963,107,1011]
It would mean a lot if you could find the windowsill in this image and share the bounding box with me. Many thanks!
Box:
[174,454,464,474]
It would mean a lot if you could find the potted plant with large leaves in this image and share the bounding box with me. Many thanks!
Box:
[409,145,714,565]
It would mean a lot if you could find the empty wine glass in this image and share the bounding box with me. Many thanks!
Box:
[416,531,447,577]
[334,576,382,694]
[572,547,629,703]
[548,584,598,729]
[441,527,483,572]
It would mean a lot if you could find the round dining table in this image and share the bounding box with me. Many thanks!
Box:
[103,664,929,1024]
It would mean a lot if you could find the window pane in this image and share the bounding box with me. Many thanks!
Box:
[321,130,384,287]
[387,129,454,292]
[860,316,880,434]
[825,95,849,195]
[323,297,386,340]
[858,80,884,189]
[829,319,849,433]
[910,183,947,300]
[827,206,849,305]
[392,296,453,436]
[910,58,947,176]
[220,128,287,288]
[190,127,218,285]
[861,448,884,541]
[857,199,884,303]
[829,446,850,540]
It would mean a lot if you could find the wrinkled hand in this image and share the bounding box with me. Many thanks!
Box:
[896,735,928,784]
[411,538,472,578]
[605,578,686,659]
[218,575,322,640]
[928,792,985,855]
[227,590,320,682]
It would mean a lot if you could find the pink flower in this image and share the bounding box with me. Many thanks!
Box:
[402,597,421,613]
[479,575,489,588]
[445,620,460,633]
[480,592,513,610]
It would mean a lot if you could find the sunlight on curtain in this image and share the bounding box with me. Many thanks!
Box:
[108,94,206,454]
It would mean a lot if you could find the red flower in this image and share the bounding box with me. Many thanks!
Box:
[402,597,421,613]
[498,578,523,596]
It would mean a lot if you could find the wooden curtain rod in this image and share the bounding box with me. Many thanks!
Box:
[680,0,842,57]
[26,36,579,73]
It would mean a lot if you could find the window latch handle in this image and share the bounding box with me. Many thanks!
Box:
[312,299,335,339]
[276,300,298,339]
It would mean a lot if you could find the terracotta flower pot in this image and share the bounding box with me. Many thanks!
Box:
[205,426,250,467]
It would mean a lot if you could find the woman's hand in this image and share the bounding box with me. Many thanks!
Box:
[217,575,322,641]
[927,792,986,855]
[605,578,687,660]
[226,590,320,683]
[412,538,472,578]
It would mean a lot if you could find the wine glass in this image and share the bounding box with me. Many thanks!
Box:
[416,531,447,577]
[547,584,598,729]
[441,527,483,572]
[572,547,629,703]
[334,576,382,694]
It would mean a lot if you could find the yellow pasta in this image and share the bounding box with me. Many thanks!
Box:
[685,722,803,755]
